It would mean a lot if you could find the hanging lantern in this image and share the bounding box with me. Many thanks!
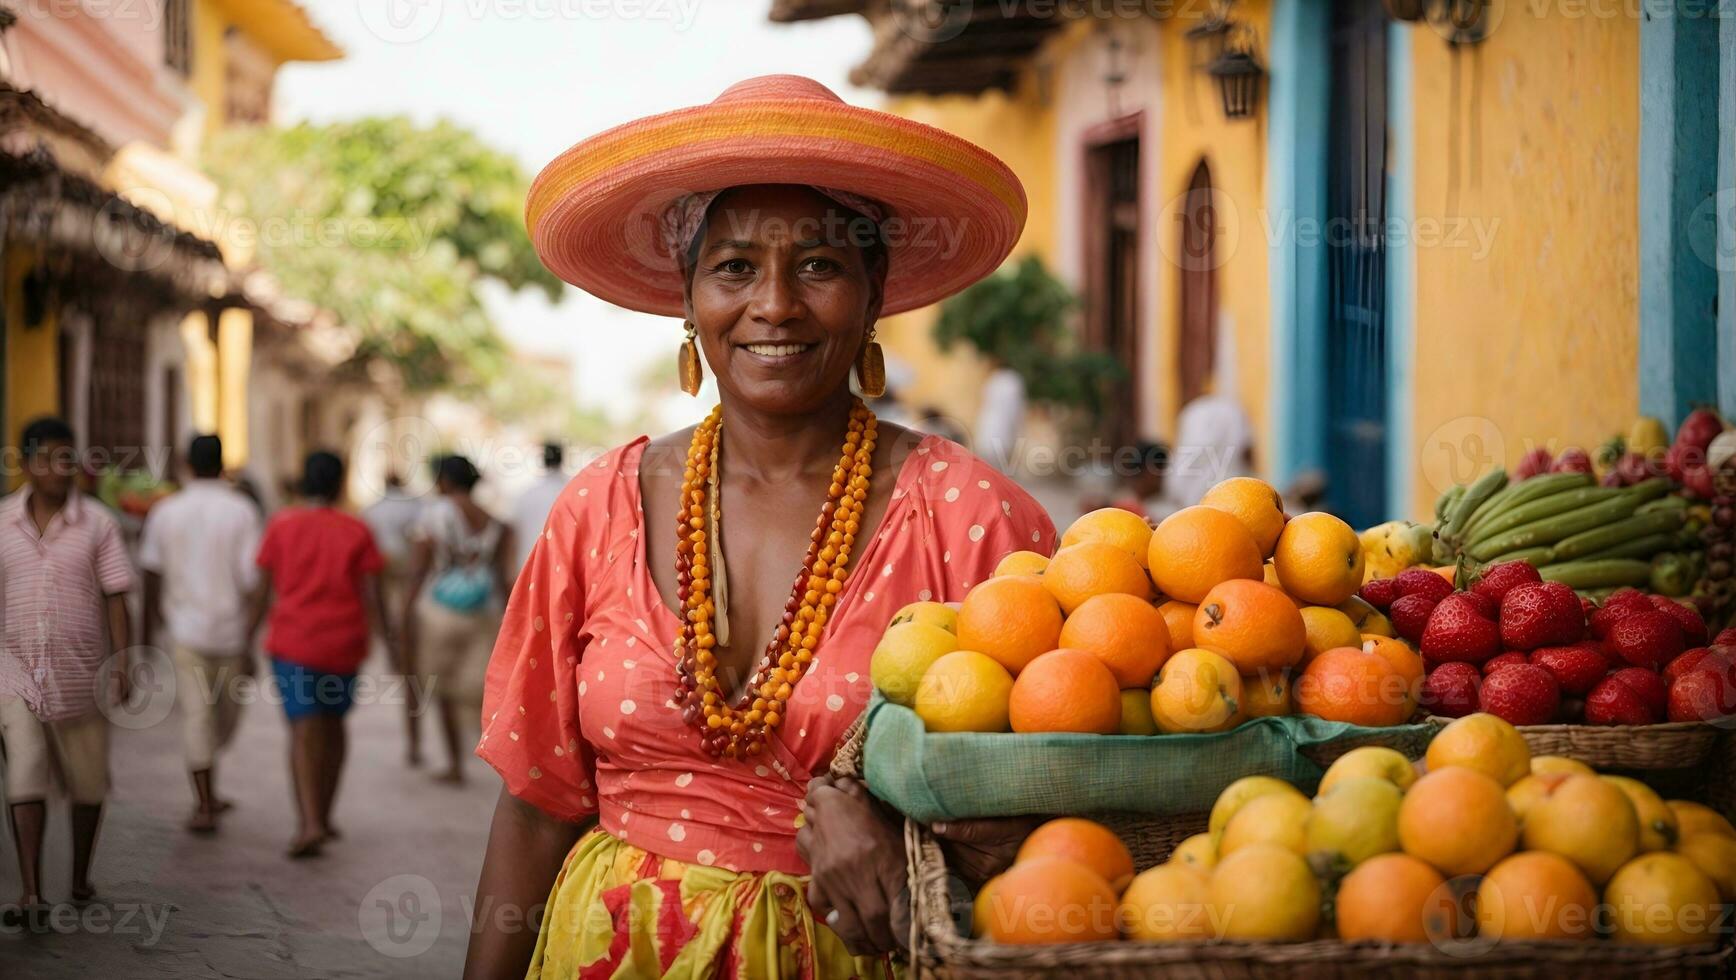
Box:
[1207,25,1265,121]
[1184,0,1234,68]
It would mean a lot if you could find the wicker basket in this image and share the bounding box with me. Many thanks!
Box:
[1509,721,1722,770]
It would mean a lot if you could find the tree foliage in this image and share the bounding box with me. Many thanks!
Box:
[204,118,562,390]
[933,256,1124,425]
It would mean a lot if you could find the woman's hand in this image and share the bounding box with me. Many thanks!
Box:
[795,774,909,957]
[929,815,1045,889]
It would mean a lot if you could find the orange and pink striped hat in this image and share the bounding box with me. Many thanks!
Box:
[525,74,1027,318]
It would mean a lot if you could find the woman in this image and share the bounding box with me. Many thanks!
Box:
[401,454,514,784]
[249,451,392,858]
[467,76,1055,978]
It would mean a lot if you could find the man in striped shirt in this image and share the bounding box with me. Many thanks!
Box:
[0,417,135,922]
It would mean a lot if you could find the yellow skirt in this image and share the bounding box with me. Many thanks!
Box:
[529,828,901,979]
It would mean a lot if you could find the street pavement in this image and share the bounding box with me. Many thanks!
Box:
[0,648,498,978]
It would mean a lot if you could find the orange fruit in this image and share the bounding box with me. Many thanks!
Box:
[1426,713,1531,787]
[1150,648,1244,733]
[1262,563,1304,607]
[1398,766,1519,876]
[1272,512,1366,606]
[956,575,1063,675]
[1147,506,1263,604]
[1009,649,1122,734]
[1335,853,1454,943]
[1118,864,1211,941]
[1016,818,1135,891]
[1241,670,1292,717]
[1361,634,1424,716]
[1209,843,1321,940]
[1293,647,1411,727]
[1043,542,1151,615]
[994,550,1051,578]
[1605,852,1722,945]
[1156,600,1197,651]
[1521,774,1640,884]
[1200,477,1287,557]
[913,651,1014,733]
[1058,593,1173,688]
[976,856,1120,944]
[1476,851,1598,940]
[1299,606,1361,664]
[1669,801,1736,840]
[1192,580,1306,673]
[1061,507,1154,568]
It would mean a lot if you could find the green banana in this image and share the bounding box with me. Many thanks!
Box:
[1623,478,1673,505]
[1545,509,1685,563]
[1482,546,1555,567]
[1535,558,1653,589]
[1459,472,1592,541]
[1577,532,1681,562]
[1467,492,1647,561]
[1434,484,1465,524]
[1464,485,1626,551]
[1636,495,1689,515]
[1440,470,1508,545]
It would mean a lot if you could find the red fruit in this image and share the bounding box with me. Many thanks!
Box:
[1590,590,1659,640]
[1531,642,1612,696]
[1614,452,1654,486]
[1420,663,1482,718]
[1684,465,1717,500]
[1664,647,1730,686]
[1483,652,1530,676]
[1610,667,1668,717]
[1420,594,1502,666]
[1606,611,1687,669]
[1499,582,1586,651]
[1668,667,1736,723]
[1665,443,1704,482]
[1479,664,1561,726]
[1359,577,1401,611]
[1585,672,1663,726]
[1461,590,1498,619]
[1579,596,1597,620]
[1716,628,1736,647]
[1647,595,1709,646]
[1515,447,1554,480]
[1393,568,1454,604]
[1676,408,1726,454]
[1471,561,1543,606]
[1389,593,1440,643]
[1551,448,1594,475]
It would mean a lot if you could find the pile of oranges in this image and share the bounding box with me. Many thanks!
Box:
[870,476,1430,734]
[975,713,1736,947]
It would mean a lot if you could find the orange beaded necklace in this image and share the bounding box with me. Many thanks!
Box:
[672,398,877,758]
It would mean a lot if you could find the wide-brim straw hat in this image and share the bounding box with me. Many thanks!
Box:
[525,74,1027,317]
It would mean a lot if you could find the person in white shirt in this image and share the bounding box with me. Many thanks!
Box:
[361,472,427,765]
[508,442,568,576]
[138,435,262,834]
[974,359,1027,473]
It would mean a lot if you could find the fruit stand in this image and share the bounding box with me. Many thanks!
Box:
[857,410,1736,976]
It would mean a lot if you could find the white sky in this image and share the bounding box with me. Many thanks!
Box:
[275,0,875,435]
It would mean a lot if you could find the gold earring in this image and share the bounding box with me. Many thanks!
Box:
[855,327,886,398]
[679,322,703,396]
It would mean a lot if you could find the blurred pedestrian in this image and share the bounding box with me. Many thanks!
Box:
[0,417,134,923]
[401,454,512,786]
[1112,441,1181,523]
[509,442,566,576]
[974,355,1026,472]
[1166,392,1256,508]
[361,471,426,766]
[247,451,392,858]
[139,434,262,834]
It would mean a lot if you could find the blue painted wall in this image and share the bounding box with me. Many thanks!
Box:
[1719,8,1736,421]
[1386,24,1416,524]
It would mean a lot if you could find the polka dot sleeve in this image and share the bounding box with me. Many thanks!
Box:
[477,470,599,823]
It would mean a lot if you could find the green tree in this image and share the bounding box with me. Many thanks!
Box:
[204,118,562,390]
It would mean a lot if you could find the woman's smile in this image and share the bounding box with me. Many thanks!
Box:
[737,339,819,365]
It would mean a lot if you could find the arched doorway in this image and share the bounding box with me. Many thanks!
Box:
[1176,159,1218,409]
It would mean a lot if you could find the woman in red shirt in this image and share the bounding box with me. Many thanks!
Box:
[249,451,394,858]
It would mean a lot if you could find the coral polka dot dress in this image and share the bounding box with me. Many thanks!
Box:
[478,434,1056,979]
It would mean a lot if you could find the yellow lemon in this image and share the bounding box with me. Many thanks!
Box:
[1169,832,1218,873]
[1151,648,1244,734]
[1604,853,1722,945]
[1210,775,1306,838]
[1208,844,1321,941]
[1604,776,1680,852]
[869,621,959,707]
[913,650,1013,733]
[1522,774,1640,885]
[1305,776,1403,871]
[1668,801,1736,840]
[887,600,958,635]
[1118,689,1159,735]
[1319,746,1418,796]
[1118,864,1212,941]
[1221,791,1312,857]
[1336,595,1395,638]
[993,550,1051,578]
[1061,507,1154,569]
[1425,712,1531,787]
[1676,833,1736,901]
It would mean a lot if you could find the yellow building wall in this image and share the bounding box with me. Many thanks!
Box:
[4,247,61,482]
[192,0,231,139]
[1407,13,1639,518]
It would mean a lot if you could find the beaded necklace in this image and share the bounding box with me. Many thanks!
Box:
[672,399,877,758]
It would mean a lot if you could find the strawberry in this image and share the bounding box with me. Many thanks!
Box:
[1389,593,1439,643]
[1530,642,1612,695]
[1586,671,1662,725]
[1589,589,1653,639]
[1359,577,1402,611]
[1483,652,1530,676]
[1479,664,1561,726]
[1606,611,1687,669]
[1499,582,1585,650]
[1579,596,1597,620]
[1667,663,1736,723]
[1609,667,1668,717]
[1420,663,1482,718]
[1461,590,1498,620]
[1717,627,1736,647]
[1471,561,1543,606]
[1420,594,1502,666]
[1515,447,1554,480]
[1393,568,1454,604]
[1647,595,1709,647]
[1664,647,1732,686]
[1551,448,1594,475]
[1676,407,1726,454]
